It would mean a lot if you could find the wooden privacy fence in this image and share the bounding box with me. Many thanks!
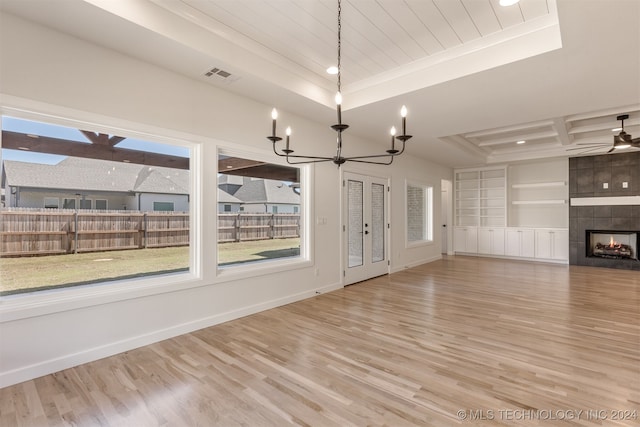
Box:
[0,209,301,256]
[0,208,189,257]
[217,213,300,243]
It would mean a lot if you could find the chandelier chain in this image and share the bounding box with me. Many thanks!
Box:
[337,0,341,93]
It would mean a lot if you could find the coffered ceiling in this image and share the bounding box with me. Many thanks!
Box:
[1,0,639,168]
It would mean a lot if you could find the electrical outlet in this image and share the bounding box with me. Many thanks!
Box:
[622,182,628,189]
[603,183,608,189]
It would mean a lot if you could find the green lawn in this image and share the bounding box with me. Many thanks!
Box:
[0,238,300,295]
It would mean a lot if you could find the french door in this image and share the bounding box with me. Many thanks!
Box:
[343,172,389,285]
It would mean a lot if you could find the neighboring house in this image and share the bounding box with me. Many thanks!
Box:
[217,188,242,212]
[230,178,300,213]
[1,157,189,211]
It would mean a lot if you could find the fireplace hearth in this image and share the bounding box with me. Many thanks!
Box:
[586,230,638,261]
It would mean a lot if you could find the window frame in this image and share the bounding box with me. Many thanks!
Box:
[63,198,76,209]
[0,101,200,322]
[43,197,59,209]
[214,146,313,283]
[153,201,175,212]
[405,179,434,248]
[95,199,108,210]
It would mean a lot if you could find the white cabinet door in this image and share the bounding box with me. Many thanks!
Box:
[535,229,568,261]
[552,230,569,261]
[506,229,535,258]
[477,228,491,254]
[491,228,505,255]
[478,228,505,255]
[454,227,478,253]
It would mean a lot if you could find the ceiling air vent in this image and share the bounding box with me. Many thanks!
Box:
[203,67,239,85]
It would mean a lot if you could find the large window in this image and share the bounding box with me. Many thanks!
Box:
[406,181,433,246]
[217,152,305,268]
[0,116,192,296]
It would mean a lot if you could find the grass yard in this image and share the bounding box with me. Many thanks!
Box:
[0,238,300,295]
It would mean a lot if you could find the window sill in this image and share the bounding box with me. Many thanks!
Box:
[405,240,435,249]
[215,257,313,283]
[0,271,201,322]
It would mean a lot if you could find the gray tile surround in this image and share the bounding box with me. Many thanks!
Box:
[569,151,640,270]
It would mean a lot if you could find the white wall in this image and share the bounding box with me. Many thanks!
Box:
[0,12,452,387]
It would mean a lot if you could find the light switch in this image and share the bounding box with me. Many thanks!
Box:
[603,183,609,189]
[622,182,629,189]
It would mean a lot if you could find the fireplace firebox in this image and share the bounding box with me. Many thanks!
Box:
[586,230,639,261]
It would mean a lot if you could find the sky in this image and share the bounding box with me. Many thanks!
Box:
[1,116,190,165]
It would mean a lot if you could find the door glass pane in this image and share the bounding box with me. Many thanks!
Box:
[348,179,363,268]
[371,183,385,263]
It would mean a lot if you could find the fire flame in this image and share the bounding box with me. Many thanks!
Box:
[607,235,623,248]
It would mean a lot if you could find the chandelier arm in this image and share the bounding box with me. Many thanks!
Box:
[343,152,401,160]
[280,153,335,160]
[284,157,334,165]
[346,157,395,165]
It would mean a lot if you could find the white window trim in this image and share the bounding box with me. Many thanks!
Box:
[405,179,434,249]
[214,145,313,283]
[0,97,203,322]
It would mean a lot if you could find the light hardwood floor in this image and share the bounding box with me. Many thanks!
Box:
[1,256,639,426]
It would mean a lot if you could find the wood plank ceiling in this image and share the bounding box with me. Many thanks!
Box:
[177,0,551,85]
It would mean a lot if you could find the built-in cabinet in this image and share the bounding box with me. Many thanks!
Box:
[453,162,569,263]
[453,227,478,253]
[534,229,569,261]
[477,228,505,255]
[454,226,568,262]
[505,228,535,258]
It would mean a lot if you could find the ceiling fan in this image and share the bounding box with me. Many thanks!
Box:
[567,114,640,154]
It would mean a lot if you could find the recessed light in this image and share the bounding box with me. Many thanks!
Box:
[18,146,31,150]
[326,66,339,75]
[499,0,520,6]
[26,134,40,138]
[123,159,131,163]
[516,140,526,145]
[611,127,622,132]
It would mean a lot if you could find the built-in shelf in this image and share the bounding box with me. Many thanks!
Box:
[511,181,566,189]
[512,200,567,205]
[455,167,506,227]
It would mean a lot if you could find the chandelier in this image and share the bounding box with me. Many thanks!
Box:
[267,0,412,166]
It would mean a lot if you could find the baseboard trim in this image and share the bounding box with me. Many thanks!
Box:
[0,281,343,388]
[390,254,442,273]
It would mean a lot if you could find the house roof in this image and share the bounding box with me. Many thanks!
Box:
[3,157,189,194]
[217,189,242,204]
[232,179,300,205]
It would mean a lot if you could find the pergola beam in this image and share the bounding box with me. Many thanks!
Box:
[2,131,189,170]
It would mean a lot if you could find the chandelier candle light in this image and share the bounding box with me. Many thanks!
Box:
[267,0,413,166]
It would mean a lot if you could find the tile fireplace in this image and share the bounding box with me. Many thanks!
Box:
[569,151,640,271]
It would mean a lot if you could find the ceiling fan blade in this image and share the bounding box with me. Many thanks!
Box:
[567,145,608,151]
[631,137,640,147]
[607,147,615,153]
[567,146,609,154]
[575,143,609,146]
